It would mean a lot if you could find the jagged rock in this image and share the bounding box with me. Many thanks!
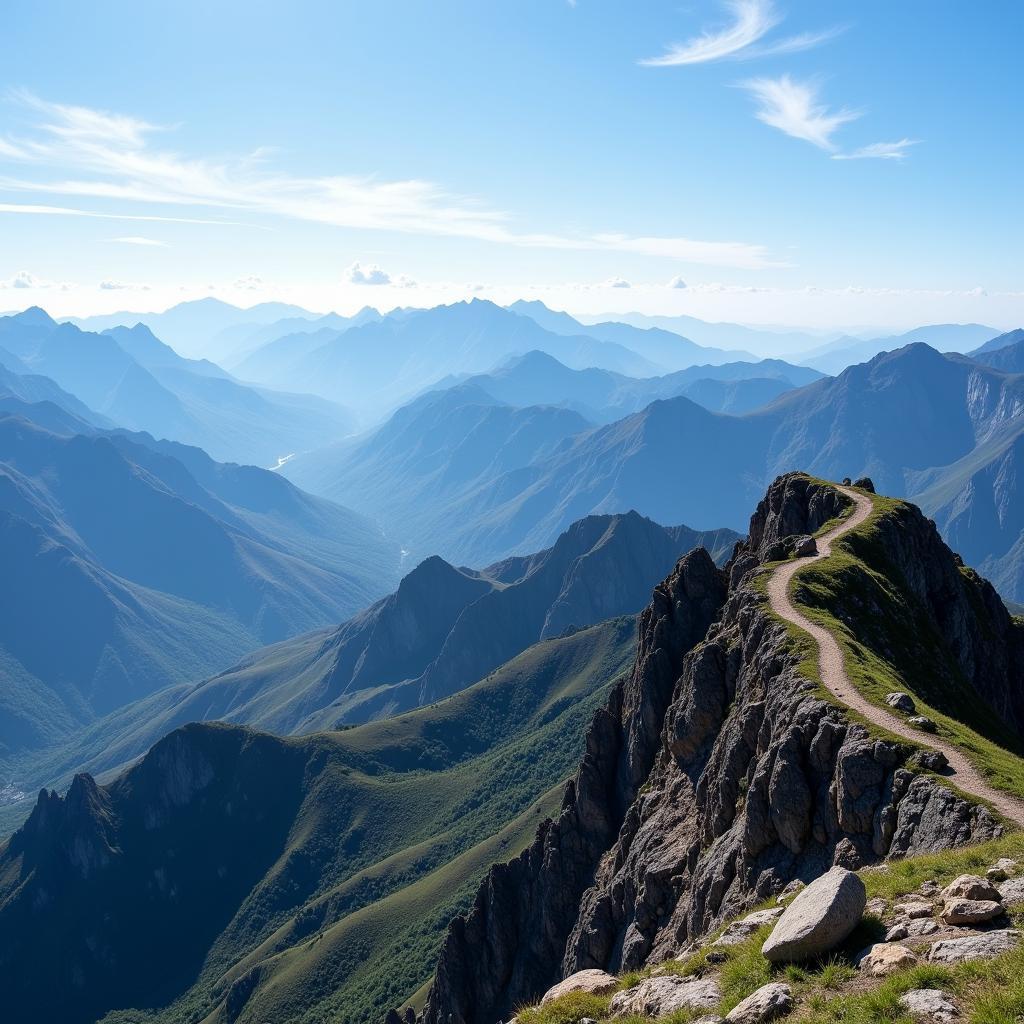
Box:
[777,880,804,905]
[909,750,948,773]
[711,908,785,947]
[929,929,1021,963]
[852,477,875,493]
[905,918,939,937]
[762,867,866,963]
[908,716,938,733]
[999,877,1024,904]
[939,898,1003,925]
[609,976,721,1016]
[894,900,934,920]
[857,943,918,976]
[885,692,916,714]
[888,776,1002,857]
[723,982,793,1023]
[885,924,909,941]
[794,536,817,557]
[940,874,1001,902]
[540,969,618,1003]
[898,989,960,1022]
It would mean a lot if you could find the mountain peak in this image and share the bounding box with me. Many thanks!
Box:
[12,306,56,327]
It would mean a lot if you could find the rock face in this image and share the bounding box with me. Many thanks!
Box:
[421,475,1010,1024]
[761,868,866,963]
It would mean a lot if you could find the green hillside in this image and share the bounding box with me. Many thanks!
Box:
[0,616,637,1024]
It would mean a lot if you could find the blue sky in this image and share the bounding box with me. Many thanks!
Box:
[1,0,1022,329]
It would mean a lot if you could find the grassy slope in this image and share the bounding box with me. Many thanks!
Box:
[518,832,1024,1024]
[754,479,1024,804]
[93,616,636,1024]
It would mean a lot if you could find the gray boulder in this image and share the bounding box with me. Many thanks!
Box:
[794,536,817,557]
[898,989,960,1023]
[723,982,793,1023]
[999,877,1024,905]
[940,898,1003,925]
[762,867,866,962]
[908,716,938,733]
[885,692,916,714]
[940,874,1000,902]
[929,929,1021,963]
[540,969,618,1003]
[610,976,721,1016]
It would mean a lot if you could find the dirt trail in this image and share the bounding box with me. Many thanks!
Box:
[766,485,1024,827]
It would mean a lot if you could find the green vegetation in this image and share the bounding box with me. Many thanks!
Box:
[0,617,636,1024]
[520,833,1024,1024]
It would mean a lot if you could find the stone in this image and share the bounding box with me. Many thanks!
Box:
[777,880,804,904]
[885,692,916,714]
[898,989,961,1023]
[692,1018,724,1024]
[940,874,1001,902]
[762,867,866,963]
[609,976,721,1017]
[910,750,948,773]
[895,900,934,920]
[987,866,1008,883]
[905,918,939,937]
[724,982,793,1024]
[540,969,618,1004]
[919,880,939,897]
[852,477,875,493]
[712,908,785,946]
[929,929,1021,964]
[865,897,888,916]
[940,898,1004,925]
[999,876,1024,905]
[885,924,909,941]
[993,858,1018,873]
[908,716,938,733]
[794,536,817,557]
[858,943,918,976]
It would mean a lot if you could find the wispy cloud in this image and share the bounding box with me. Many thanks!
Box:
[0,92,782,270]
[741,75,859,151]
[110,235,167,246]
[833,139,919,161]
[641,0,842,67]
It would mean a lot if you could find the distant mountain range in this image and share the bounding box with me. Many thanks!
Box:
[0,408,400,763]
[0,309,355,466]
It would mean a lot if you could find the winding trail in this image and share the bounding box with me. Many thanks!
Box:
[766,485,1024,827]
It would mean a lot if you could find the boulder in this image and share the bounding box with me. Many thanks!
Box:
[885,692,916,714]
[865,897,888,917]
[723,982,793,1024]
[858,943,918,976]
[908,716,937,733]
[929,929,1021,964]
[910,750,948,773]
[540,969,618,1004]
[885,924,908,942]
[712,908,785,947]
[762,867,866,962]
[898,989,961,1023]
[852,477,875,493]
[894,900,934,920]
[999,876,1024,905]
[794,536,817,557]
[776,880,804,905]
[940,874,1001,902]
[919,880,940,897]
[905,918,939,938]
[940,898,1003,925]
[609,976,721,1016]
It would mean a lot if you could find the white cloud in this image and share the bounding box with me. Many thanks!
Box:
[833,139,919,161]
[742,75,858,151]
[99,279,133,290]
[605,277,631,289]
[110,235,167,246]
[3,270,42,289]
[668,275,688,289]
[0,92,781,270]
[233,274,264,291]
[346,261,392,286]
[641,0,842,67]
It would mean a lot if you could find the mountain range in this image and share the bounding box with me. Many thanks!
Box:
[0,308,355,465]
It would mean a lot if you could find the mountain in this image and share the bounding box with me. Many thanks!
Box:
[0,360,111,429]
[422,474,1020,1024]
[576,309,837,357]
[68,297,317,360]
[0,413,400,759]
[796,323,1000,375]
[0,614,639,1024]
[233,299,663,414]
[507,299,756,367]
[969,328,1024,364]
[38,511,739,790]
[0,309,355,465]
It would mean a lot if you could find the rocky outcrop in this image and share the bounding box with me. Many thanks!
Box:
[420,475,1011,1024]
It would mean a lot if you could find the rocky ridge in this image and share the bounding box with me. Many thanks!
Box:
[420,474,1011,1024]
